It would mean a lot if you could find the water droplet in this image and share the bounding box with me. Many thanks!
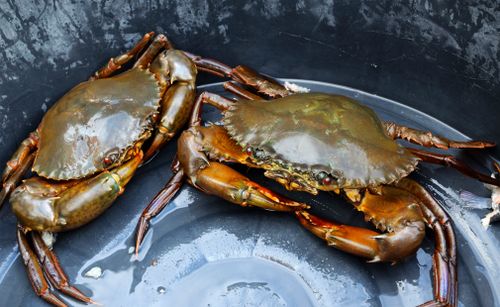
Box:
[157,286,166,294]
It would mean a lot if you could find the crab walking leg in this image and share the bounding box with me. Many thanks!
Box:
[408,148,500,186]
[30,232,95,304]
[0,132,38,207]
[395,178,457,307]
[182,52,290,98]
[229,65,290,98]
[296,186,426,263]
[181,51,234,78]
[11,152,143,232]
[384,122,495,150]
[0,153,35,208]
[189,91,235,126]
[134,34,173,69]
[90,32,154,80]
[223,82,263,100]
[135,166,185,253]
[1,132,38,182]
[17,228,67,307]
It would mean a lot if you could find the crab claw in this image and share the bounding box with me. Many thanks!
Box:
[296,185,427,263]
[296,210,424,263]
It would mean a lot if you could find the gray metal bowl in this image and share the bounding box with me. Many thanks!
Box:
[0,1,499,306]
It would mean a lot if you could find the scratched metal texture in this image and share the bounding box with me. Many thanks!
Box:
[0,1,499,306]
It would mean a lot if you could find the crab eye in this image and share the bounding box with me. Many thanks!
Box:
[316,171,328,181]
[316,171,333,185]
[254,148,266,159]
[245,147,253,155]
[103,152,119,166]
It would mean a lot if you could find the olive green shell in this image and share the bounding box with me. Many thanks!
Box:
[223,93,419,188]
[33,68,161,180]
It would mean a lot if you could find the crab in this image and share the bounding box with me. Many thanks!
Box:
[133,56,500,307]
[0,32,201,306]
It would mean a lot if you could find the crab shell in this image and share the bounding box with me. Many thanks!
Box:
[223,93,419,189]
[32,68,162,180]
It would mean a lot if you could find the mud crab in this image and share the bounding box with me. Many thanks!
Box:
[134,57,500,307]
[0,32,200,306]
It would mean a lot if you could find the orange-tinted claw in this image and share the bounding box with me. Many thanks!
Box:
[296,186,427,263]
[245,181,307,210]
[296,211,384,261]
[194,161,308,212]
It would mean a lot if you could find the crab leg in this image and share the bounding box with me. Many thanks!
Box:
[408,148,500,186]
[179,127,308,212]
[395,178,457,307]
[12,152,143,232]
[181,51,234,78]
[134,125,308,252]
[0,133,38,207]
[17,228,67,307]
[13,154,143,305]
[384,122,495,150]
[134,34,173,69]
[189,161,307,211]
[143,82,196,160]
[136,93,235,251]
[30,232,95,304]
[190,91,235,127]
[0,153,34,208]
[296,186,426,263]
[143,50,198,161]
[182,52,290,98]
[223,82,263,100]
[229,65,290,98]
[135,162,185,253]
[90,32,154,80]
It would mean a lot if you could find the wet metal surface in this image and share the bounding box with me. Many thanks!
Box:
[0,1,499,306]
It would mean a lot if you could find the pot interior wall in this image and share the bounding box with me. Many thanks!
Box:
[0,1,499,306]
